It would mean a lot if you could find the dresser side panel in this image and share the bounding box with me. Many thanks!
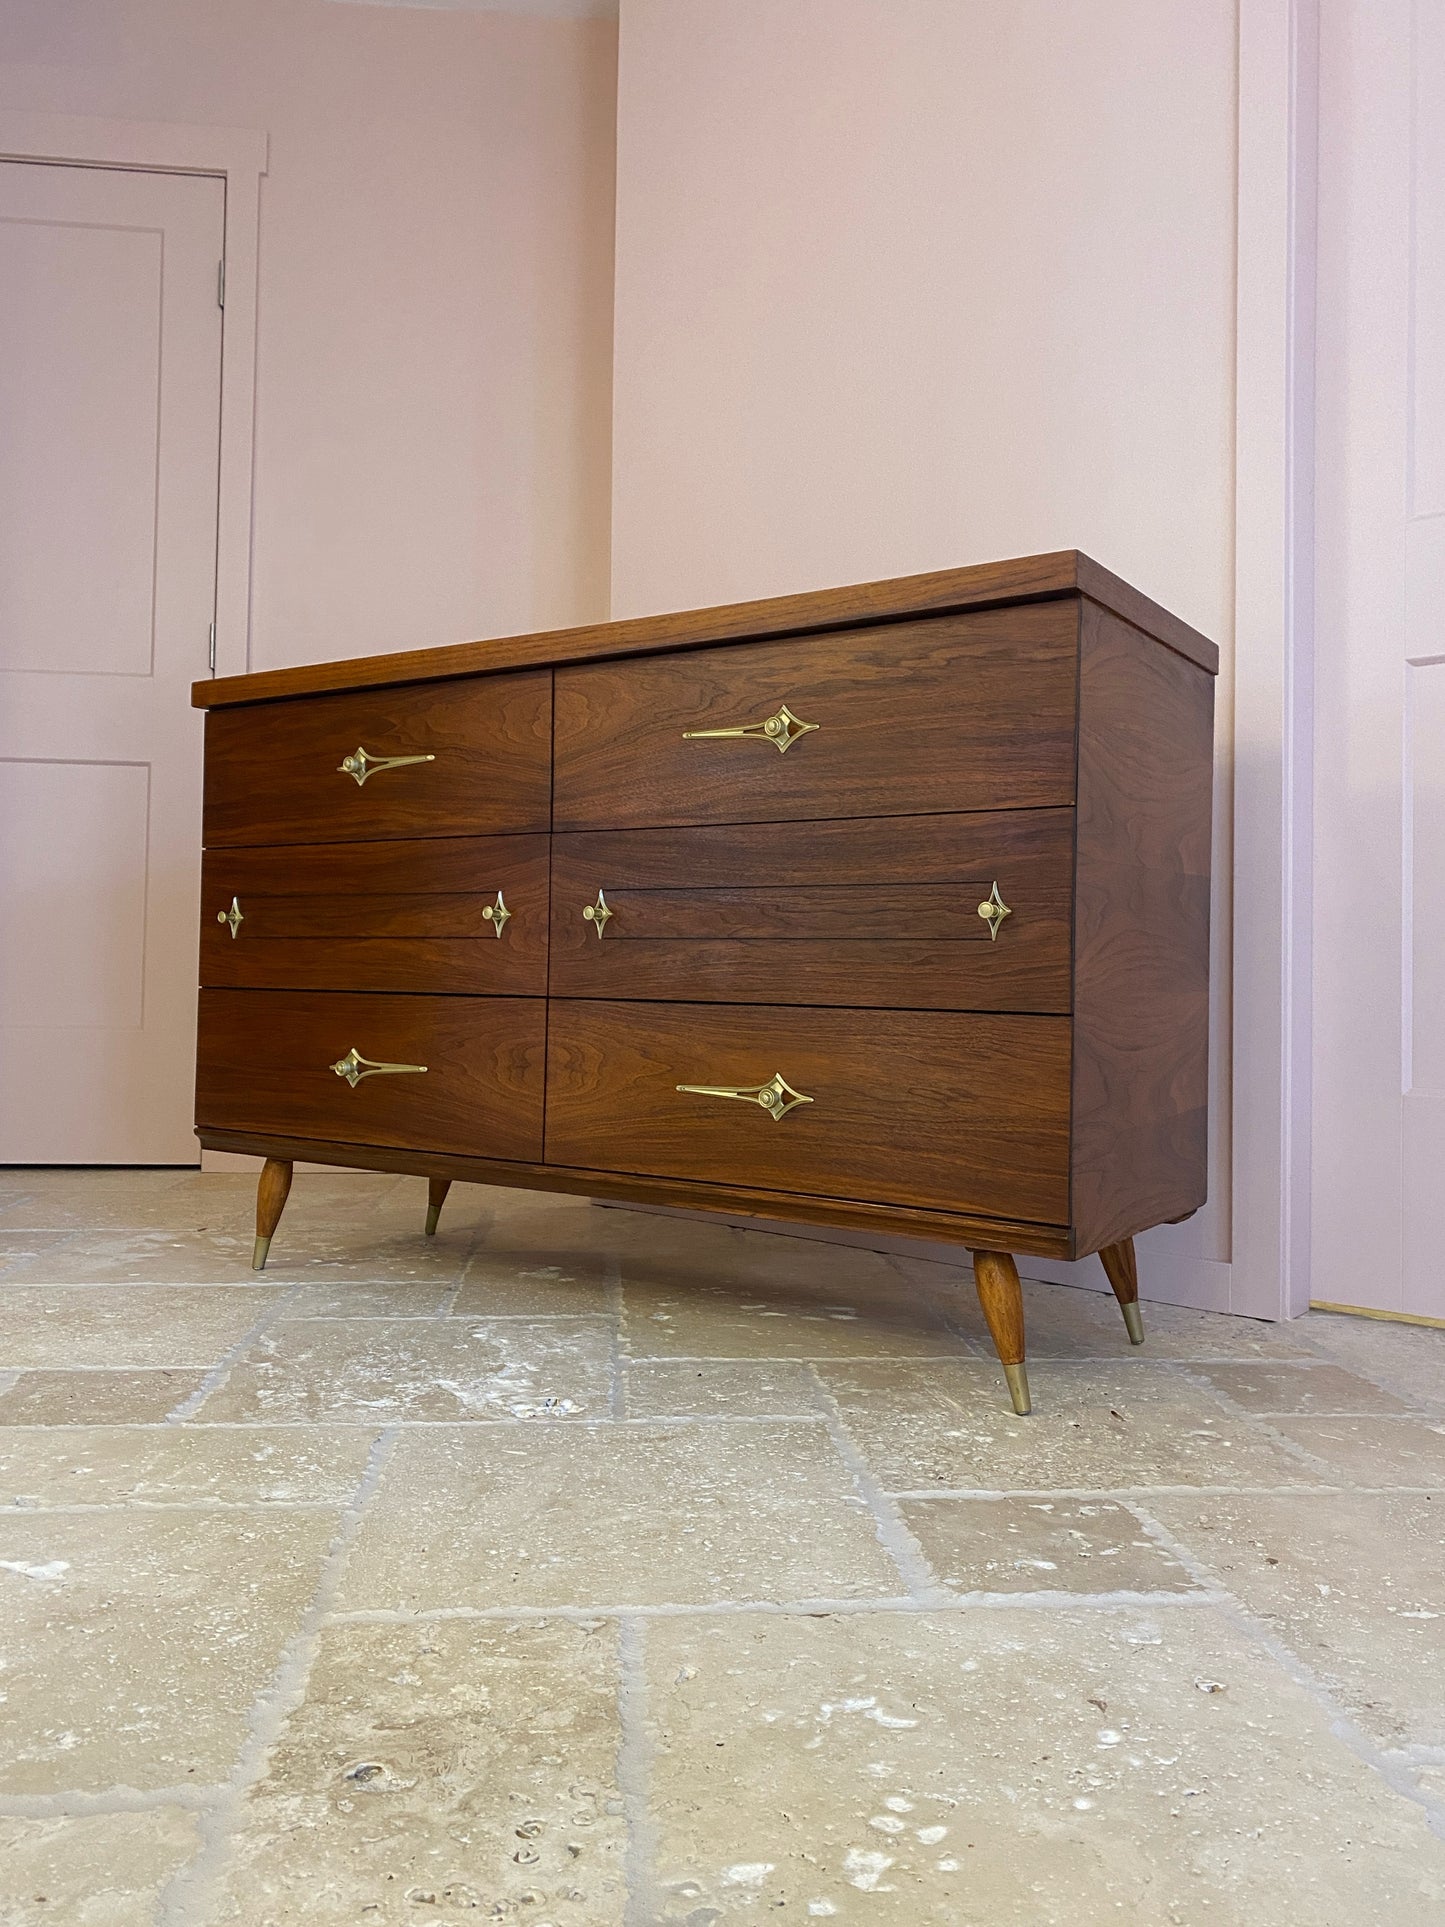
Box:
[1070,603,1215,1254]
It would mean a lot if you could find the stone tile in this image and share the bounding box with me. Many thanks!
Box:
[898,1260,1325,1361]
[0,1219,474,1285]
[0,1367,205,1425]
[284,1279,455,1318]
[625,1360,821,1418]
[0,1229,75,1273]
[0,1286,282,1369]
[818,1359,1324,1492]
[337,1423,900,1610]
[899,1497,1199,1595]
[622,1224,972,1362]
[0,1507,339,1792]
[1298,1310,1445,1411]
[1268,1414,1445,1485]
[0,1810,202,1927]
[641,1609,1445,1924]
[199,1619,625,1925]
[455,1248,615,1317]
[0,1424,375,1509]
[0,1170,196,1231]
[1149,1491,1445,1746]
[195,1317,613,1425]
[1184,1361,1411,1415]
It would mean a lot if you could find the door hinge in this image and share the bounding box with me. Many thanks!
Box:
[208,621,217,673]
[217,258,225,308]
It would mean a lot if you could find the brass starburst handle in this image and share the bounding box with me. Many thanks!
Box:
[676,1072,813,1121]
[977,881,1012,940]
[682,702,818,755]
[582,888,613,938]
[337,746,436,787]
[481,891,511,938]
[216,896,244,939]
[329,1047,428,1089]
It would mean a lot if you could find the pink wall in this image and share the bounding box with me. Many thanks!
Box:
[610,0,1239,1305]
[0,0,616,671]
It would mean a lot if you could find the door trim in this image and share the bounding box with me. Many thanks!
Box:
[0,110,266,685]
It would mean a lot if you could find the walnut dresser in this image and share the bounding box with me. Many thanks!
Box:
[192,551,1216,1415]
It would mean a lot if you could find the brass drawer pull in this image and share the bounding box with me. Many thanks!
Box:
[977,881,1011,939]
[582,888,613,938]
[216,896,244,939]
[337,746,436,787]
[481,890,512,937]
[330,1047,428,1088]
[676,1071,813,1121]
[682,702,818,755]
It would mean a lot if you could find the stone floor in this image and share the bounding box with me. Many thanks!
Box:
[1,1172,1444,1925]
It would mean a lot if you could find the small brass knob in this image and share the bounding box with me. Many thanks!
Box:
[977,882,1011,940]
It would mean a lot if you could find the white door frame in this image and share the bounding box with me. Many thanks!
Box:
[1231,0,1318,1319]
[0,111,266,685]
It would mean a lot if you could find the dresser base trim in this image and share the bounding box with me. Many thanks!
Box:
[196,1128,1074,1260]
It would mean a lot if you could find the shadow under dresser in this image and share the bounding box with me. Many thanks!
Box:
[192,550,1217,1413]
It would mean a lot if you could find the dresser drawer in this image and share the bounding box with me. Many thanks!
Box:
[544,1000,1070,1221]
[553,603,1078,831]
[203,671,551,847]
[196,989,544,1160]
[200,836,548,995]
[550,811,1072,1012]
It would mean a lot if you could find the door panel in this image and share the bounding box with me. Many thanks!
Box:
[1313,0,1445,1316]
[0,161,224,1160]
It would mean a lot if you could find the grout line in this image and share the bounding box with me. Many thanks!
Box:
[163,1286,303,1423]
[803,1365,944,1602]
[0,1783,225,1821]
[322,1591,1226,1627]
[607,1256,627,1419]
[617,1617,660,1927]
[1129,1502,1445,1842]
[155,1425,401,1925]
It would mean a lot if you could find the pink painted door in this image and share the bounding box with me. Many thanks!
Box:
[0,161,224,1160]
[1312,0,1445,1318]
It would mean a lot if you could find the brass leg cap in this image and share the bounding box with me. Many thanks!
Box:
[1122,1301,1145,1346]
[251,1234,272,1272]
[424,1205,442,1238]
[1003,1361,1032,1416]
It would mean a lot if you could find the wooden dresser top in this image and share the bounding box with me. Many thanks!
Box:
[192,548,1218,710]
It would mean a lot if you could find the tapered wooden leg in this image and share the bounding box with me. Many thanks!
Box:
[253,1158,293,1272]
[425,1177,451,1238]
[971,1249,1030,1415]
[1099,1237,1145,1345]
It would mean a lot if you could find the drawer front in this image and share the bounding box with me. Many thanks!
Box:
[553,602,1078,831]
[196,989,544,1160]
[200,837,548,995]
[204,671,551,847]
[544,1000,1070,1222]
[550,812,1073,1012]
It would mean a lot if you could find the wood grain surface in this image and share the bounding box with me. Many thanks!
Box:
[203,671,551,846]
[549,811,1073,1010]
[193,551,1217,709]
[195,989,545,1161]
[1068,603,1214,1255]
[197,1126,1076,1260]
[544,999,1070,1222]
[200,836,548,994]
[553,603,1079,831]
